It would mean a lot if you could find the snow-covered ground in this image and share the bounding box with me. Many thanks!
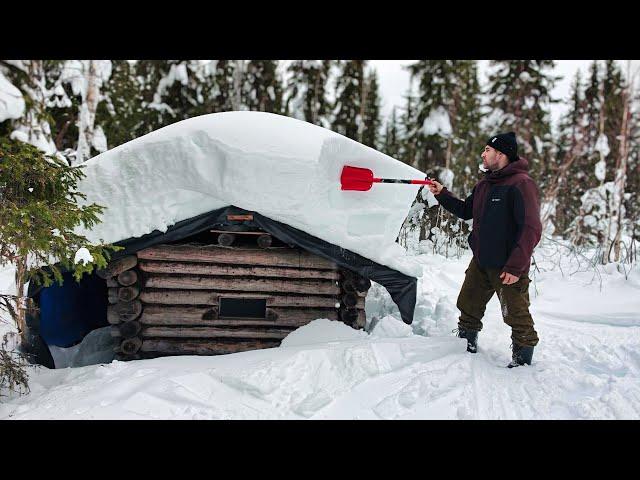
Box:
[1,241,639,420]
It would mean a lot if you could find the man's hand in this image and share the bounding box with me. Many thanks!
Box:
[500,271,519,285]
[427,180,444,195]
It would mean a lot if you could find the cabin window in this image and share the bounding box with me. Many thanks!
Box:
[219,298,267,319]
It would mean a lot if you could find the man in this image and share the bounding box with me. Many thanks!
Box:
[427,132,542,368]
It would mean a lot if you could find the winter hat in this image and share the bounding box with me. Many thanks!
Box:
[487,131,519,162]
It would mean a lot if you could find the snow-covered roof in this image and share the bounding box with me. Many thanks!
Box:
[76,111,425,276]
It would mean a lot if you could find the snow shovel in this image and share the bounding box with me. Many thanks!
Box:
[340,165,434,191]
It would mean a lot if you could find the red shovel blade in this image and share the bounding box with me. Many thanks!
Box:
[341,165,374,191]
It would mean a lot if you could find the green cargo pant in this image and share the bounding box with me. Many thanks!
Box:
[456,256,539,347]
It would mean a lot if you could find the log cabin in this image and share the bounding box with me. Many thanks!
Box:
[25,205,417,367]
[22,112,423,367]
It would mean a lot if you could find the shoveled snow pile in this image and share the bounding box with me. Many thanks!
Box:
[2,241,639,420]
[76,111,425,276]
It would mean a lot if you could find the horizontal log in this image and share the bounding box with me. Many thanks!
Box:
[140,339,281,355]
[143,274,340,295]
[120,320,142,338]
[139,290,360,309]
[117,270,138,286]
[120,337,142,355]
[342,292,359,308]
[107,300,143,324]
[108,289,119,304]
[110,322,143,339]
[109,285,141,303]
[141,326,294,339]
[218,233,235,247]
[119,284,140,302]
[106,277,119,288]
[114,353,142,361]
[339,309,366,329]
[137,244,337,270]
[97,255,138,279]
[138,261,340,280]
[139,305,339,327]
[257,234,272,248]
[339,308,358,323]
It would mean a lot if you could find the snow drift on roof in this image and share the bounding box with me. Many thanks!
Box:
[76,111,425,276]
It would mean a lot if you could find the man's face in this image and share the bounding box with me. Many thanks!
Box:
[481,145,502,170]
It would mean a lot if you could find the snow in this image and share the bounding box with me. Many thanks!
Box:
[595,159,606,182]
[519,71,532,82]
[10,126,56,155]
[92,125,108,153]
[0,71,25,122]
[595,133,610,158]
[438,167,454,190]
[74,247,94,265]
[151,63,191,110]
[60,60,112,99]
[75,111,425,276]
[421,106,452,136]
[2,239,639,420]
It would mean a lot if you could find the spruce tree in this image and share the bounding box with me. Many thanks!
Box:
[361,69,382,149]
[0,138,117,343]
[285,60,332,126]
[550,71,589,235]
[398,89,419,167]
[405,60,455,174]
[242,61,284,114]
[0,60,58,155]
[383,107,402,159]
[135,60,214,132]
[95,60,146,149]
[449,60,485,194]
[485,60,559,184]
[405,60,483,246]
[601,60,626,182]
[583,61,602,157]
[44,60,79,157]
[210,60,237,112]
[332,60,366,141]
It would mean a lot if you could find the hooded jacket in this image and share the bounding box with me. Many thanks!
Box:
[434,157,542,277]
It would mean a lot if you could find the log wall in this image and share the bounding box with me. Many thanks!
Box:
[107,242,369,360]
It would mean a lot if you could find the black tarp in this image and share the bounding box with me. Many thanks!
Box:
[114,206,417,324]
[26,206,417,367]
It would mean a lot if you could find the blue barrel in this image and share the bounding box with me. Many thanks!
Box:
[38,271,108,348]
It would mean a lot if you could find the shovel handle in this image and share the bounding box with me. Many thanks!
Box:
[373,178,434,185]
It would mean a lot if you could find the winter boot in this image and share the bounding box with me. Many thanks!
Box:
[508,343,534,368]
[456,327,478,353]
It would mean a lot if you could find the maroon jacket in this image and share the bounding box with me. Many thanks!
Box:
[435,157,542,277]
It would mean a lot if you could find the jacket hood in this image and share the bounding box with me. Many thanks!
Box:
[485,157,529,183]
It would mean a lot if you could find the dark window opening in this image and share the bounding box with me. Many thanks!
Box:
[219,298,267,319]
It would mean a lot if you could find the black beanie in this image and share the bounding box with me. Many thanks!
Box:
[487,131,518,162]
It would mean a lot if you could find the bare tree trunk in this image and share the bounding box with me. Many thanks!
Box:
[76,61,98,164]
[541,128,586,230]
[13,257,27,344]
[445,137,452,170]
[232,60,244,111]
[610,62,634,262]
[358,63,368,144]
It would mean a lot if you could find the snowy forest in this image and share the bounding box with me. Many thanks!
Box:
[1,59,640,420]
[1,59,637,265]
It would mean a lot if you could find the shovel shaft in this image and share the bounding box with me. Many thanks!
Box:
[373,178,433,185]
